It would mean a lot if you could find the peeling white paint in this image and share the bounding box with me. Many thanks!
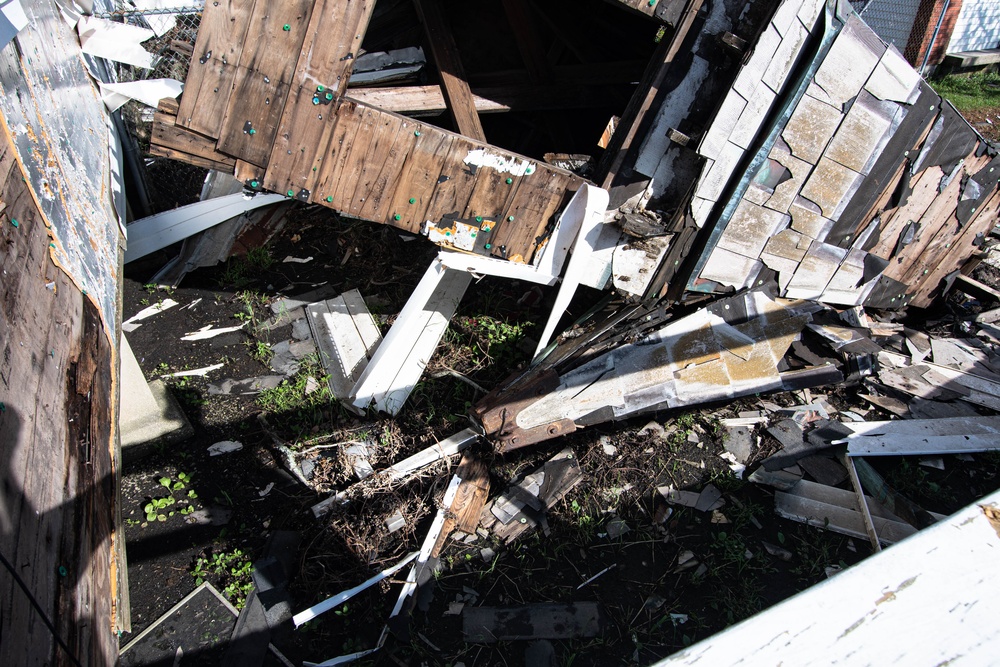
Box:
[462,149,536,176]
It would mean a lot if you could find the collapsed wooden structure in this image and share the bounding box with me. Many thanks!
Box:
[2,0,999,661]
[150,0,997,447]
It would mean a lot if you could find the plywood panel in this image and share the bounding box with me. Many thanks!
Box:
[264,0,376,197]
[357,117,422,225]
[176,0,255,138]
[0,127,117,666]
[216,0,315,167]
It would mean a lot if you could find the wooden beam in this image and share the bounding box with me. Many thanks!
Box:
[598,0,704,189]
[412,0,486,141]
[347,83,627,115]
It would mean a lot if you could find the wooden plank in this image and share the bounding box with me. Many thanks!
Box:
[151,111,236,171]
[464,603,602,643]
[176,0,255,138]
[413,0,486,141]
[345,111,405,220]
[148,143,236,173]
[432,453,490,556]
[910,187,1000,307]
[216,0,316,167]
[887,153,992,290]
[422,136,481,222]
[486,167,575,264]
[263,0,377,198]
[312,100,377,212]
[355,118,421,225]
[347,83,626,115]
[385,128,454,233]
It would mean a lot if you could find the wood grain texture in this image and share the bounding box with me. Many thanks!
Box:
[263,0,376,197]
[488,167,577,263]
[0,129,117,667]
[216,0,316,166]
[176,0,255,138]
[413,0,486,141]
[384,127,453,233]
[151,111,236,172]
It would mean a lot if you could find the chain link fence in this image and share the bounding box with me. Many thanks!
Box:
[851,0,953,72]
[96,3,203,153]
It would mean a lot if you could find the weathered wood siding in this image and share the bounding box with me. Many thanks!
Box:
[0,125,118,667]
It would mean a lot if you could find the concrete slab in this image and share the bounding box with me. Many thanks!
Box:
[119,335,192,457]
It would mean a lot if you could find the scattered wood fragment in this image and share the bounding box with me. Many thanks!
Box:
[480,449,583,543]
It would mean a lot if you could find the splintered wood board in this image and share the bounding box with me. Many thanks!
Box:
[150,111,236,172]
[464,603,602,642]
[486,166,575,263]
[216,0,315,167]
[176,0,255,138]
[263,0,377,196]
[306,290,382,404]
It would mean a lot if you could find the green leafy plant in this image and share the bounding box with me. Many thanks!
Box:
[191,548,255,609]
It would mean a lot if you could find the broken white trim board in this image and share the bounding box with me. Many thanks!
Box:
[124,193,286,263]
[293,552,418,627]
[310,428,479,518]
[350,255,471,415]
[77,16,156,68]
[654,488,1000,666]
[306,291,382,411]
[181,323,246,341]
[534,184,611,357]
[835,416,1000,456]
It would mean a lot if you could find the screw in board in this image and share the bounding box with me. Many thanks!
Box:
[326,196,333,203]
[394,214,401,221]
[283,24,290,31]
[507,215,514,221]
[249,128,256,135]
[414,130,421,137]
[287,190,294,197]
[409,198,416,204]
[10,219,18,227]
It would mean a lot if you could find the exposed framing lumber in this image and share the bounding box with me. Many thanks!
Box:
[412,0,487,141]
[346,83,627,115]
[598,0,705,189]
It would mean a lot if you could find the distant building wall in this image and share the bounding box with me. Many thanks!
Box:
[905,0,964,69]
[857,0,923,53]
[946,0,1000,52]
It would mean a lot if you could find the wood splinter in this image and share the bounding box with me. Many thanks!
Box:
[431,453,490,557]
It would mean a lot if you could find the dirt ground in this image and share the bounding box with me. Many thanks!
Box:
[118,168,1000,666]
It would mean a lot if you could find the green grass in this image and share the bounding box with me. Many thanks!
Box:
[930,71,1000,112]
